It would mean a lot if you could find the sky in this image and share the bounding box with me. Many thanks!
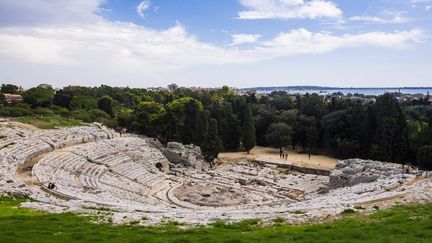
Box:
[0,0,431,88]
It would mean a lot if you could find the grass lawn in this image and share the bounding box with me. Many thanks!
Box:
[1,197,432,242]
[16,116,83,129]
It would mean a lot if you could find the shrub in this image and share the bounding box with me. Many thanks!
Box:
[50,105,70,116]
[0,106,34,117]
[34,108,55,116]
[88,109,111,121]
[69,109,92,123]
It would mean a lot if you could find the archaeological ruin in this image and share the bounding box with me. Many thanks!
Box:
[1,122,432,225]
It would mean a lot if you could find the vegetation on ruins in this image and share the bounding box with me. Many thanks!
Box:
[17,116,83,129]
[1,83,432,167]
[1,196,432,242]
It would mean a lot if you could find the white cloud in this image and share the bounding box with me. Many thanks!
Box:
[350,10,411,24]
[350,15,410,24]
[237,0,342,20]
[259,29,424,57]
[426,5,432,10]
[0,0,426,86]
[0,0,105,26]
[230,34,261,45]
[0,24,422,71]
[137,0,151,18]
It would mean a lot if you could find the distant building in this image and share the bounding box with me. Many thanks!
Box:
[38,84,53,89]
[0,93,23,104]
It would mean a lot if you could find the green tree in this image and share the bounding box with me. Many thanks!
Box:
[165,97,203,143]
[70,96,97,110]
[265,122,293,149]
[182,99,202,145]
[202,118,223,163]
[294,115,318,150]
[117,108,133,128]
[167,83,178,93]
[269,91,294,110]
[218,104,241,151]
[321,103,370,158]
[253,104,277,146]
[242,104,256,154]
[97,96,114,116]
[69,109,92,122]
[131,101,165,138]
[196,110,209,147]
[1,84,19,94]
[23,87,55,108]
[300,93,328,119]
[417,145,432,169]
[370,94,409,163]
[276,109,299,127]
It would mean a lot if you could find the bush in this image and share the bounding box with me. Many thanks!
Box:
[88,109,111,121]
[23,87,55,108]
[50,105,70,116]
[69,109,92,123]
[0,106,34,117]
[17,116,82,129]
[34,108,55,116]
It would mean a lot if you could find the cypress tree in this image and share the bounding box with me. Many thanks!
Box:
[196,110,209,147]
[202,118,223,164]
[242,104,256,154]
[219,104,241,151]
[370,94,409,163]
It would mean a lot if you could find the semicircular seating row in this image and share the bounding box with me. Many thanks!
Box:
[0,125,118,183]
[32,137,168,205]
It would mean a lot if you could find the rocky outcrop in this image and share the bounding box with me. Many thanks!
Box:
[329,159,407,189]
[163,142,207,170]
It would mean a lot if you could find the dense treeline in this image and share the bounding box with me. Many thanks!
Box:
[1,83,431,168]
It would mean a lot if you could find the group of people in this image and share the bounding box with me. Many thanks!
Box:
[279,147,289,160]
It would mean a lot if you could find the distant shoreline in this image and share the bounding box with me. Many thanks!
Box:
[240,86,432,95]
[241,86,432,90]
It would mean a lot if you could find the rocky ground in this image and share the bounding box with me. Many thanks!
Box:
[1,122,432,226]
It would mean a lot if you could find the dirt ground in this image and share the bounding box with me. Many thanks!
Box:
[218,146,337,170]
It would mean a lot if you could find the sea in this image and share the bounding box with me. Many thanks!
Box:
[252,88,432,96]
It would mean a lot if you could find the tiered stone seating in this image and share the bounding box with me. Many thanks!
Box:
[79,163,106,190]
[73,142,114,161]
[0,133,21,149]
[98,173,149,199]
[2,123,168,206]
[39,125,119,149]
[31,136,166,204]
[95,153,131,166]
